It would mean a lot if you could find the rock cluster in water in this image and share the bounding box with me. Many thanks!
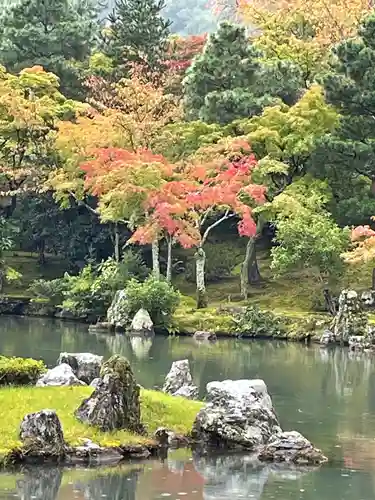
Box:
[75,355,144,433]
[192,379,327,465]
[162,359,198,399]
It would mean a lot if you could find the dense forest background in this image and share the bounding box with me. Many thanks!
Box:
[0,0,373,327]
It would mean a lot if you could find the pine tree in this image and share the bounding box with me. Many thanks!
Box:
[105,0,171,73]
[183,21,303,124]
[0,0,100,99]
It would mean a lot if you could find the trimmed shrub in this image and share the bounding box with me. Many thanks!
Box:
[0,356,46,385]
[125,277,180,330]
[234,305,287,338]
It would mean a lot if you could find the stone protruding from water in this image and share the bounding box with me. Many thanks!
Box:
[332,290,368,344]
[192,379,327,465]
[75,355,144,433]
[57,352,103,384]
[107,290,129,329]
[130,308,154,334]
[258,431,327,465]
[36,364,86,387]
[20,409,66,457]
[162,359,198,400]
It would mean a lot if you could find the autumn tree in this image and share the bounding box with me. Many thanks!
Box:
[183,21,304,124]
[240,0,371,48]
[104,0,171,76]
[0,65,84,217]
[131,138,266,307]
[0,0,100,99]
[80,147,175,276]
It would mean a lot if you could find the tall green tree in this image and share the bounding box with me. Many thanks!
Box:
[310,12,375,225]
[183,21,304,124]
[105,0,171,74]
[0,0,100,99]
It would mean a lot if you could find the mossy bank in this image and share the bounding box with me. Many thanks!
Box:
[0,386,203,468]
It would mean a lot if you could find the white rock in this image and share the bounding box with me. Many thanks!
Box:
[130,308,154,334]
[36,364,86,387]
[162,359,198,400]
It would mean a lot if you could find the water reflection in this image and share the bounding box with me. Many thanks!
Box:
[1,317,375,498]
[0,453,322,500]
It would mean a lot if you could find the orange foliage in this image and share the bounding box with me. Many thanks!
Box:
[344,220,375,263]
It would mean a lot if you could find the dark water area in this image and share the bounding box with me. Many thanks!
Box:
[0,316,374,499]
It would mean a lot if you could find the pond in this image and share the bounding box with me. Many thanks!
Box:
[0,316,374,499]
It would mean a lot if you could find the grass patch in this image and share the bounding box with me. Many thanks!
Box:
[0,386,203,464]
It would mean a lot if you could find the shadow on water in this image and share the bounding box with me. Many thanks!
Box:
[1,317,375,498]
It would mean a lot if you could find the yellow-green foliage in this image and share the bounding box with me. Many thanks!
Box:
[0,386,203,464]
[0,356,46,386]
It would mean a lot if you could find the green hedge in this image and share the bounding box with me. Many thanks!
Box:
[0,356,47,385]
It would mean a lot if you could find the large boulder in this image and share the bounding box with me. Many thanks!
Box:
[332,290,368,343]
[107,290,129,329]
[75,355,144,433]
[57,352,103,384]
[130,308,154,334]
[162,359,198,400]
[20,409,66,457]
[192,379,281,451]
[258,431,327,465]
[36,364,86,387]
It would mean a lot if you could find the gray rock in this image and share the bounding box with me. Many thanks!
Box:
[319,329,335,346]
[194,331,217,341]
[154,427,189,447]
[192,379,281,451]
[107,290,129,329]
[258,431,327,465]
[57,352,103,384]
[348,335,372,351]
[90,378,100,389]
[361,290,375,308]
[75,355,144,433]
[162,359,198,400]
[36,364,86,387]
[130,308,154,334]
[332,289,368,343]
[20,409,66,456]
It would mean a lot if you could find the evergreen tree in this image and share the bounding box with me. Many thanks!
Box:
[0,0,100,99]
[310,12,375,225]
[105,0,171,74]
[183,21,304,124]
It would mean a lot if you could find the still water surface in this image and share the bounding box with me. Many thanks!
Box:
[0,316,374,499]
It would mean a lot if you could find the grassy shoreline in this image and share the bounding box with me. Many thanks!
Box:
[0,386,203,467]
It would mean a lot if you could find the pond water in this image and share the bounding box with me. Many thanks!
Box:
[0,316,375,499]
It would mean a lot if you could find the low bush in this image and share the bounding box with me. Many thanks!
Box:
[0,356,46,385]
[125,277,180,330]
[234,305,287,338]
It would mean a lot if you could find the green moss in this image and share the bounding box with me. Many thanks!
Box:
[0,386,203,465]
[0,356,47,386]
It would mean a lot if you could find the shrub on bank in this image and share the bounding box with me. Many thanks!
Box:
[0,356,46,385]
[235,305,287,338]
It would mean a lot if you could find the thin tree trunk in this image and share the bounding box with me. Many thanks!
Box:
[38,239,46,266]
[152,240,160,280]
[323,288,336,316]
[114,223,120,262]
[195,247,207,309]
[241,238,253,300]
[372,268,375,290]
[166,235,172,283]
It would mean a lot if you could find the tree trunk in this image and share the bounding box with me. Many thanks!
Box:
[166,236,172,283]
[240,238,253,300]
[247,238,262,284]
[38,239,46,266]
[323,288,336,316]
[114,223,120,262]
[195,247,207,309]
[372,268,375,290]
[152,240,160,280]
